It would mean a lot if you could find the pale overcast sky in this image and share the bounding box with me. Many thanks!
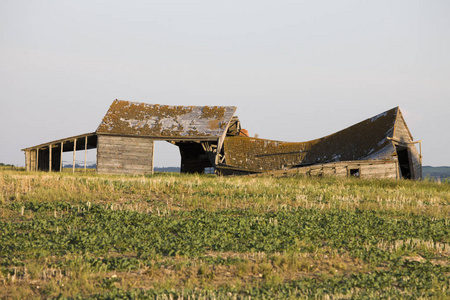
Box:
[1,0,449,167]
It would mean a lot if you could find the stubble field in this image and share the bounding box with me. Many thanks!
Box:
[0,167,449,299]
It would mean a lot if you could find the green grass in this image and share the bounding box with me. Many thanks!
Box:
[0,167,449,299]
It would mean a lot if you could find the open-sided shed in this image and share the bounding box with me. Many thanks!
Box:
[22,100,237,174]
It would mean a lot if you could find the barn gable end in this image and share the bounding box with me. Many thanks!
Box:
[392,109,422,179]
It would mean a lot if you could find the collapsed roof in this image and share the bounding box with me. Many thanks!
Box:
[218,107,413,173]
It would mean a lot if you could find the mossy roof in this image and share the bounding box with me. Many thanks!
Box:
[222,107,401,172]
[96,100,237,138]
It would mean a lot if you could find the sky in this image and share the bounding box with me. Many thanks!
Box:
[1,0,449,167]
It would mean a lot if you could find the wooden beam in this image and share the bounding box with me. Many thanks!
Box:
[96,132,219,142]
[49,144,52,172]
[387,137,422,145]
[25,151,29,171]
[73,138,77,173]
[21,132,96,152]
[60,142,63,172]
[419,141,422,164]
[151,139,155,175]
[36,148,39,171]
[84,136,88,172]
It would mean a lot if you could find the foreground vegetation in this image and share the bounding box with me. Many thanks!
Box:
[0,167,449,299]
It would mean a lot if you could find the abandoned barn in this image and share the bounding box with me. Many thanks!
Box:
[22,100,422,180]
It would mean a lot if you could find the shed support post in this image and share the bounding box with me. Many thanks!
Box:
[73,138,77,173]
[25,151,30,171]
[60,142,63,172]
[36,148,39,171]
[84,136,88,172]
[419,141,422,165]
[151,139,154,175]
[49,145,52,172]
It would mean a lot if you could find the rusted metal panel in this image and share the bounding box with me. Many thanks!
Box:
[96,100,237,138]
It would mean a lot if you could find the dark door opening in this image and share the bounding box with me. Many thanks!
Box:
[396,146,412,179]
[177,142,215,174]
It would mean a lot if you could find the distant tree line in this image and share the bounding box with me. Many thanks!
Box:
[0,163,15,167]
[63,164,97,169]
[422,166,450,180]
[154,167,180,173]
[61,164,180,173]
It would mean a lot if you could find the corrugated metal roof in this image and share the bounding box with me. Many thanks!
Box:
[221,107,399,172]
[96,100,237,138]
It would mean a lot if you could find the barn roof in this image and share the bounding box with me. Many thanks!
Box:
[301,106,399,164]
[220,107,400,172]
[96,100,237,139]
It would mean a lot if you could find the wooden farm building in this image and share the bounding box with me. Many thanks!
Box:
[22,100,422,180]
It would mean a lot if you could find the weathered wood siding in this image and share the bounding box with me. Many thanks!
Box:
[25,150,36,171]
[97,135,154,175]
[394,111,422,179]
[245,160,398,179]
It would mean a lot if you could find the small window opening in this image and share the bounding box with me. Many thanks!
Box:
[349,168,360,178]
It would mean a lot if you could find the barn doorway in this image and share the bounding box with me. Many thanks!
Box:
[153,141,181,173]
[396,146,412,179]
[177,142,215,174]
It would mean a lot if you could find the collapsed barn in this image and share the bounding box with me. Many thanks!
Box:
[22,100,422,180]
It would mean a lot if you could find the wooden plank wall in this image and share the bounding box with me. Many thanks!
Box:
[359,162,397,179]
[25,151,31,171]
[394,113,422,179]
[97,135,154,175]
[249,160,398,179]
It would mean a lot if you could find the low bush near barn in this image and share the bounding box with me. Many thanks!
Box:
[0,167,449,299]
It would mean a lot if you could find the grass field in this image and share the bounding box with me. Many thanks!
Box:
[0,167,449,299]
